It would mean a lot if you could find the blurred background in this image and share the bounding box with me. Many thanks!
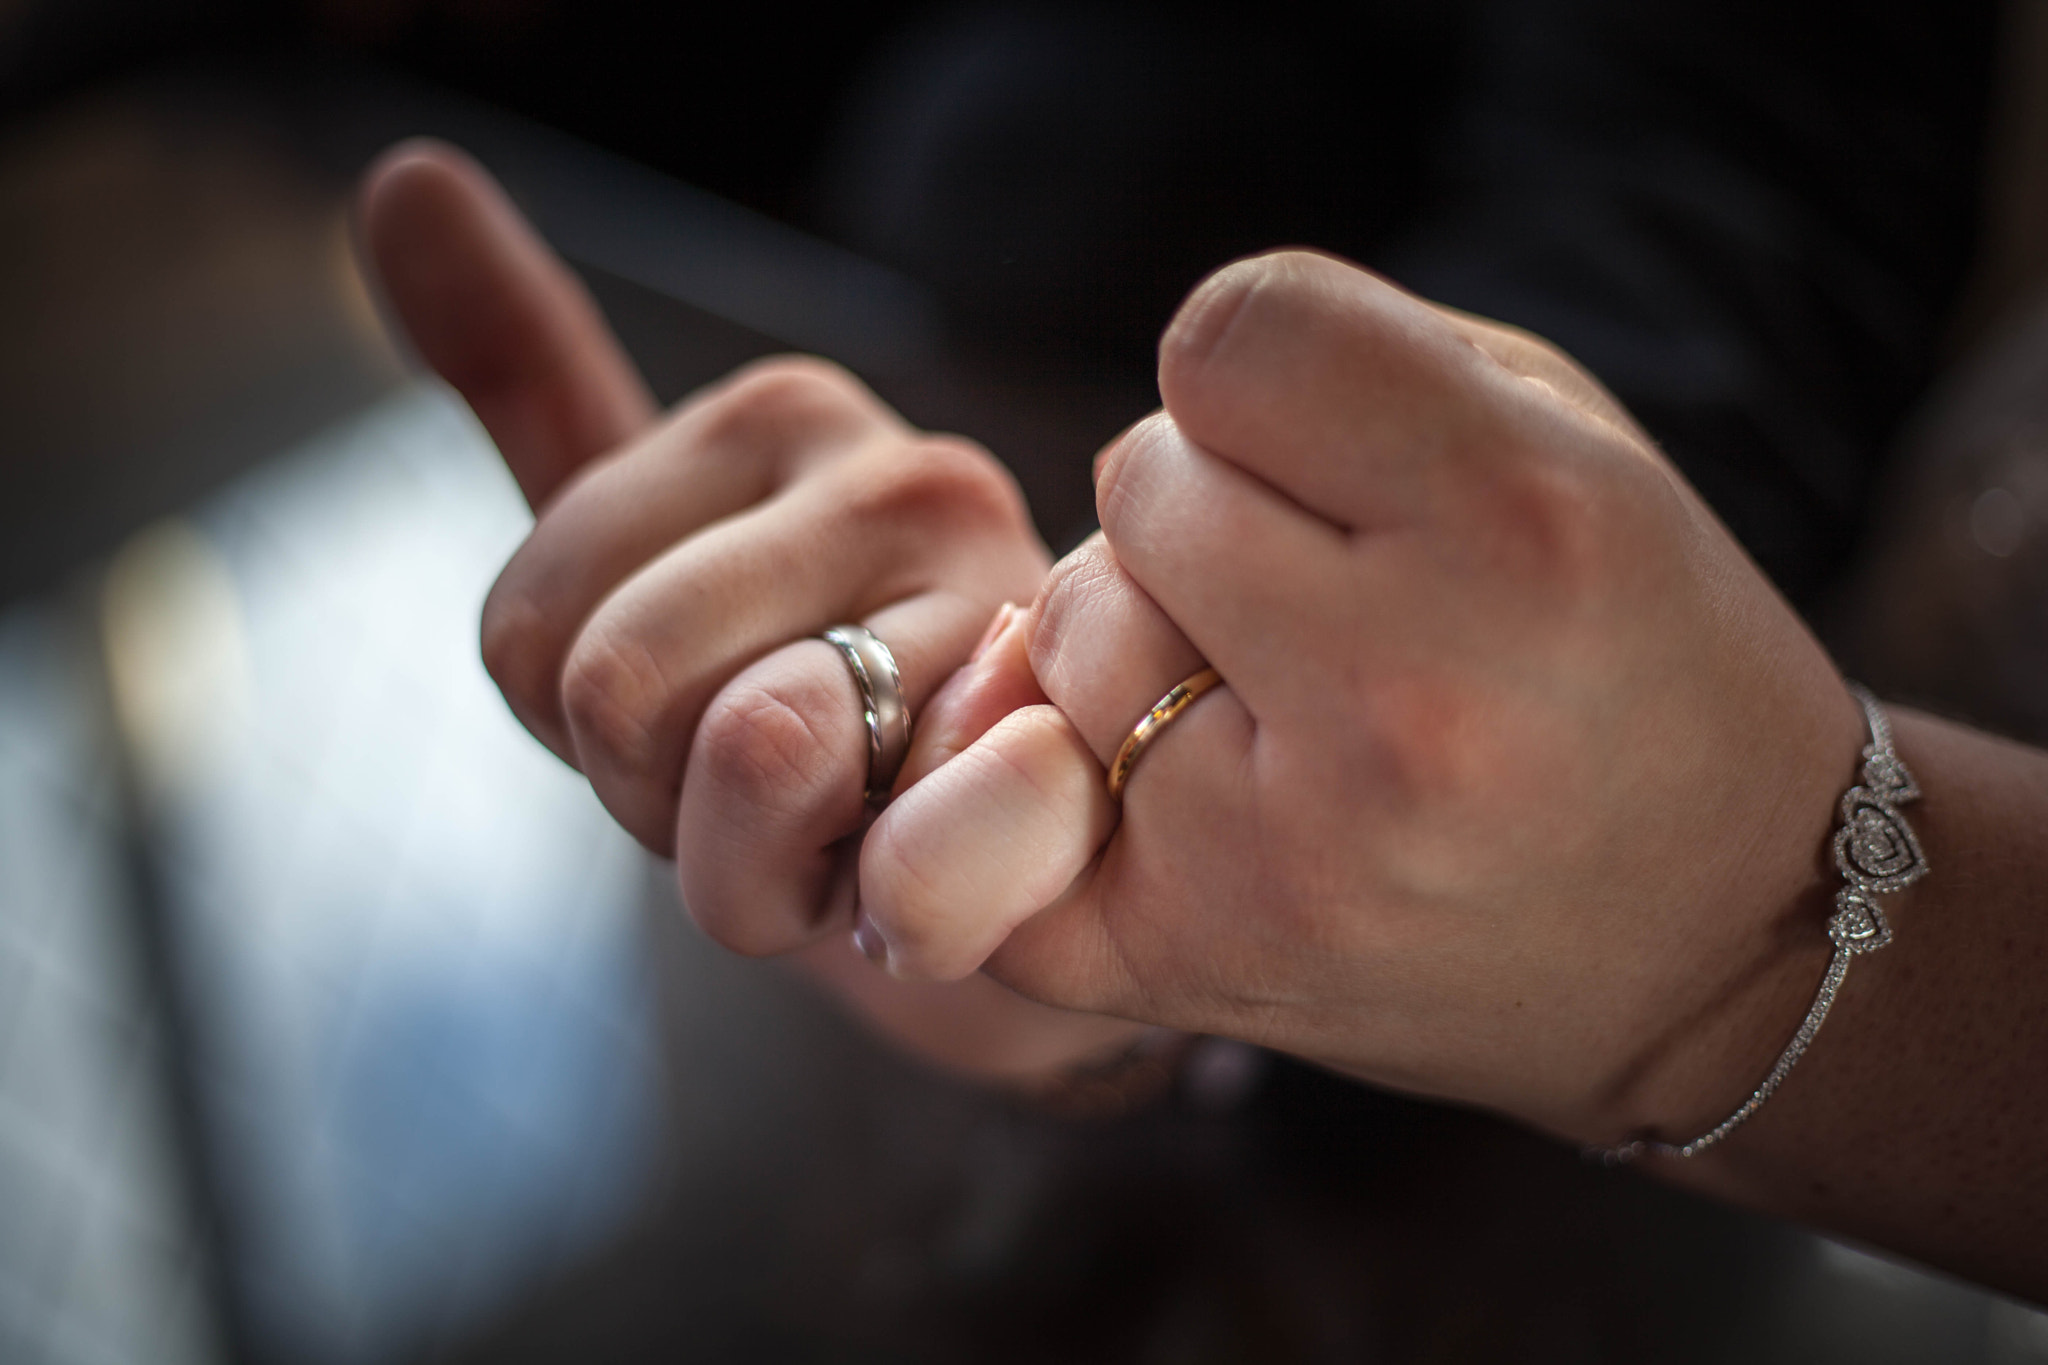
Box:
[4,2,2048,1362]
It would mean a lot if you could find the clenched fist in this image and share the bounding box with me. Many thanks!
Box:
[358,140,1148,1081]
[860,250,1866,1146]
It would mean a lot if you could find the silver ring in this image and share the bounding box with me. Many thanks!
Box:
[820,624,912,807]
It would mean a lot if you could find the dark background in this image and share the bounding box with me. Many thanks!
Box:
[3,4,2044,1363]
[3,0,2000,603]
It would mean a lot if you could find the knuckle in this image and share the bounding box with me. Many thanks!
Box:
[1026,542,1115,690]
[1158,250,1326,394]
[1357,667,1567,826]
[1091,412,1171,540]
[478,575,556,714]
[861,826,950,960]
[692,667,848,827]
[859,814,924,911]
[724,354,867,409]
[848,434,1030,534]
[1160,255,1272,378]
[1518,331,1580,376]
[681,874,806,958]
[1471,322,1645,435]
[695,356,880,456]
[559,621,671,781]
[1356,669,1492,807]
[684,891,791,959]
[1474,449,1619,590]
[731,352,865,393]
[1469,315,1571,368]
[680,851,809,956]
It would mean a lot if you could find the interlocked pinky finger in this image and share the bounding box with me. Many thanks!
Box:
[858,704,1116,982]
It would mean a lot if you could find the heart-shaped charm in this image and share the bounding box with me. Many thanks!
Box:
[1859,747,1919,803]
[1829,890,1893,953]
[1834,789,1929,892]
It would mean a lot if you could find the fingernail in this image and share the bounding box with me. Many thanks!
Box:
[969,602,1019,663]
[852,910,891,968]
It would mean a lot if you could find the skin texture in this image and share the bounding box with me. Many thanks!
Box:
[856,253,2048,1303]
[1661,711,2048,1304]
[361,144,2048,1301]
[866,251,1868,1137]
[358,140,1148,1080]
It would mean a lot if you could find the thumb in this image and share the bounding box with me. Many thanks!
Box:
[855,600,1088,980]
[859,698,1114,982]
[355,138,657,508]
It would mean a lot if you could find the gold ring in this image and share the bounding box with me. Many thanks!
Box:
[1107,667,1222,801]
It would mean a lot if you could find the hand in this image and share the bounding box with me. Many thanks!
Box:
[859,250,1867,1142]
[357,139,1146,1080]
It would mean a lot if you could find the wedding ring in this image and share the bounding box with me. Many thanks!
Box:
[1107,667,1222,801]
[821,624,912,807]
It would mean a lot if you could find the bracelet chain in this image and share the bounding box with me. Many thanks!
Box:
[1592,684,1925,1164]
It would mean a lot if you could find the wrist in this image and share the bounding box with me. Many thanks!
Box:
[1587,679,1870,1149]
[1598,890,1837,1149]
[1660,711,2048,1300]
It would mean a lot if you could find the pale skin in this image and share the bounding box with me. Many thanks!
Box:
[359,142,2048,1303]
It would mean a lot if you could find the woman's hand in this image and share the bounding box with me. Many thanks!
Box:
[357,140,1147,1080]
[859,249,1868,1144]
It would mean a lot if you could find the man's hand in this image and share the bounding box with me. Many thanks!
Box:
[357,140,1146,1080]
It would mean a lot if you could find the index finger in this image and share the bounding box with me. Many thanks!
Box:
[1094,413,1349,720]
[1157,250,1517,531]
[356,139,657,507]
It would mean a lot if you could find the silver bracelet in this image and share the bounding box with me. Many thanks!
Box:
[1595,684,1927,1164]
